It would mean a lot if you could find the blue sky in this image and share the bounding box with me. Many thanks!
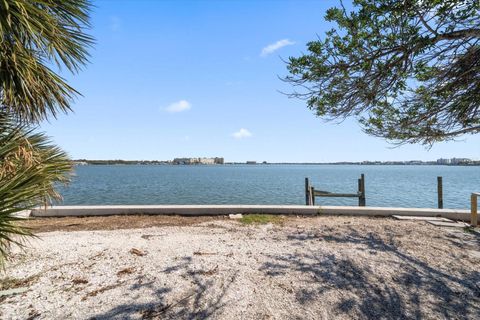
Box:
[41,0,480,162]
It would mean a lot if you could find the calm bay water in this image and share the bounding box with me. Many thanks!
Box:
[57,164,479,209]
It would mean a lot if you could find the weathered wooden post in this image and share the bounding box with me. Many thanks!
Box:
[358,174,366,206]
[307,174,366,207]
[471,193,478,227]
[305,178,310,205]
[358,178,362,205]
[311,186,315,206]
[437,176,443,209]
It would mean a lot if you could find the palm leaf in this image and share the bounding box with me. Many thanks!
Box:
[0,0,93,123]
[0,112,72,267]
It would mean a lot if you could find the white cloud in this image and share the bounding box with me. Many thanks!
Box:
[165,100,191,113]
[232,128,252,139]
[261,39,295,57]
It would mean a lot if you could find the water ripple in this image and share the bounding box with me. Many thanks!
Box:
[56,165,480,209]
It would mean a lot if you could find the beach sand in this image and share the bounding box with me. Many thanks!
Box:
[2,215,480,319]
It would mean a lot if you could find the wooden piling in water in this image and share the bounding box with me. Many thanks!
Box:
[359,174,366,207]
[310,186,315,206]
[471,193,478,227]
[437,176,443,209]
[305,178,310,205]
[307,174,366,207]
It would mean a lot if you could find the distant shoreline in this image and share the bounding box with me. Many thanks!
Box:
[73,160,480,167]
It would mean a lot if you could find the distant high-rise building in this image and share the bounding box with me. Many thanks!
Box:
[436,158,451,165]
[214,157,224,164]
[173,157,224,165]
[450,158,471,165]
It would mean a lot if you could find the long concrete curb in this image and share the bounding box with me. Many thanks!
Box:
[30,205,471,221]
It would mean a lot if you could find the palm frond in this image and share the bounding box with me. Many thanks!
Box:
[0,112,73,267]
[0,0,94,123]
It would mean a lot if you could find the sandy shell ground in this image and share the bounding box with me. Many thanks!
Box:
[2,215,480,319]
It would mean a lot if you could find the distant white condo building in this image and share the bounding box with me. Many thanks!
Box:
[436,158,451,165]
[173,157,224,165]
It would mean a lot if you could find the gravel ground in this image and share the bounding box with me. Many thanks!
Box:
[2,215,480,319]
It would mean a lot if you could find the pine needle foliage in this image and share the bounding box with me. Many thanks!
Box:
[285,0,480,145]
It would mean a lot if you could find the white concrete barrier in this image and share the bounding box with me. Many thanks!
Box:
[30,205,471,221]
[13,210,31,218]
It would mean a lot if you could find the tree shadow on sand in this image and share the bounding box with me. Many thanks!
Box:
[90,256,236,319]
[260,228,480,319]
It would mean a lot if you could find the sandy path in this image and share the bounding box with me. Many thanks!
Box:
[2,216,480,319]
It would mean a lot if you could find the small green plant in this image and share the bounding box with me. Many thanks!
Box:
[239,214,284,225]
[463,226,476,234]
